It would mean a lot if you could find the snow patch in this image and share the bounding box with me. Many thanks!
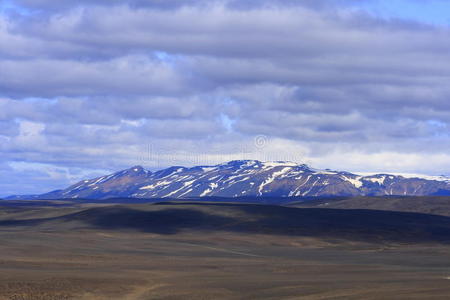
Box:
[393,173,450,182]
[139,180,171,190]
[364,176,386,185]
[262,161,297,168]
[341,175,363,188]
[201,167,216,172]
[258,167,292,195]
[200,183,219,197]
[313,170,338,175]
[290,175,311,197]
[302,178,319,196]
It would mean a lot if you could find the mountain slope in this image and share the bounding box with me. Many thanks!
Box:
[7,160,450,200]
[291,196,450,217]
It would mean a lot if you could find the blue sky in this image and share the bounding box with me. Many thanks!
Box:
[0,0,29,15]
[356,0,450,25]
[1,0,450,196]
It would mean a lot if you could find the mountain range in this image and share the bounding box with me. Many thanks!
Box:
[6,160,450,200]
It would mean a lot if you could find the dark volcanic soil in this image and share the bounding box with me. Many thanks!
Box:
[0,201,449,299]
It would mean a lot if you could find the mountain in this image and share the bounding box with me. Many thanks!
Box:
[6,160,450,200]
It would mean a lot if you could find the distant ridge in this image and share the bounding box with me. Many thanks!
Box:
[6,160,450,200]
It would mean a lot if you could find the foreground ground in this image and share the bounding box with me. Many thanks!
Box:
[0,201,449,299]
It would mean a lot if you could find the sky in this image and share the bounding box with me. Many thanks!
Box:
[1,0,450,196]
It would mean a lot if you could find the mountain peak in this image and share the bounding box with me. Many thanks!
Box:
[129,165,145,172]
[118,165,149,176]
[220,160,260,167]
[220,160,304,168]
[260,161,301,168]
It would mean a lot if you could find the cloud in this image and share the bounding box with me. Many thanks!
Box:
[0,55,193,98]
[7,0,365,12]
[0,0,450,195]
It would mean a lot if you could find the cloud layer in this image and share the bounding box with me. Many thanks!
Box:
[1,0,450,195]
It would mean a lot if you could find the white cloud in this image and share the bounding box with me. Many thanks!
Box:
[0,0,450,195]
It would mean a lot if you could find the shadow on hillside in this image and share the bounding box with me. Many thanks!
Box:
[1,203,450,243]
[0,207,234,235]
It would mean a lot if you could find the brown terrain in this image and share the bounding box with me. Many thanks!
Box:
[0,199,449,299]
[292,196,450,216]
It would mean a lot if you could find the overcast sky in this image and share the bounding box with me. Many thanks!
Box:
[1,0,450,196]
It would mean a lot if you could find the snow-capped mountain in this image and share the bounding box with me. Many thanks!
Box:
[8,160,450,200]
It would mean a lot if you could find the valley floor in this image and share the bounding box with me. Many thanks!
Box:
[0,202,449,299]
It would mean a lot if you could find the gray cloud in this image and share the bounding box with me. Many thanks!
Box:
[1,0,450,195]
[9,0,365,12]
[0,55,193,98]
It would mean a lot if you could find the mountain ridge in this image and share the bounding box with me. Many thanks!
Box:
[6,160,450,200]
